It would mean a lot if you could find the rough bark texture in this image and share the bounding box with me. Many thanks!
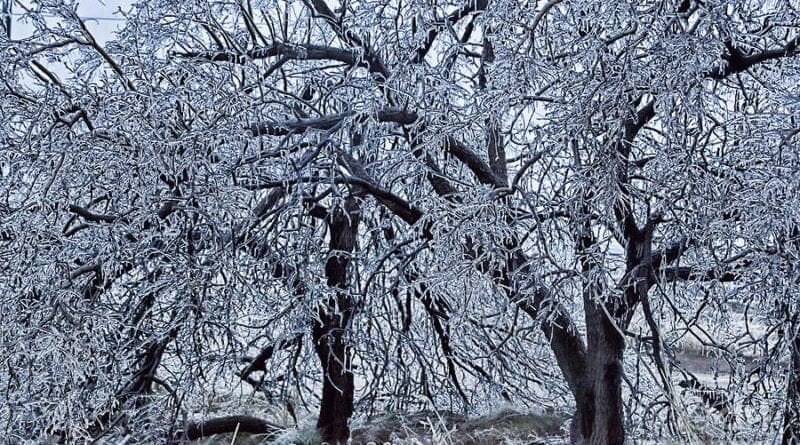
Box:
[313,198,360,444]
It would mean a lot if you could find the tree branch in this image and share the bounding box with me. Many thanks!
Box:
[651,237,693,271]
[661,266,741,283]
[68,204,124,224]
[412,0,489,64]
[240,335,304,378]
[248,107,417,137]
[708,35,800,79]
[300,0,392,79]
[444,136,506,188]
[182,415,281,440]
[340,176,425,229]
[249,109,499,195]
[176,42,364,68]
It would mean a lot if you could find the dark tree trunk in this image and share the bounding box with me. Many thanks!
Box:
[784,321,800,444]
[570,313,626,445]
[569,243,627,445]
[313,198,360,444]
[566,210,642,445]
[783,225,800,445]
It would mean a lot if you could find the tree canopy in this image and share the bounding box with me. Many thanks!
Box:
[1,0,799,443]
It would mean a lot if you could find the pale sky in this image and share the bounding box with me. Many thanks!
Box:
[10,0,130,42]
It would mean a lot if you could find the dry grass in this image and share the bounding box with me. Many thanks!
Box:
[349,409,567,445]
[189,408,567,444]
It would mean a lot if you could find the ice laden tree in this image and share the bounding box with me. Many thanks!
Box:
[1,0,800,443]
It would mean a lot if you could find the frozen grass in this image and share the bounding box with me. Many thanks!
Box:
[349,408,566,445]
[188,408,567,444]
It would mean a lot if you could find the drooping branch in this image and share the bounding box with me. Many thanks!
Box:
[86,328,178,441]
[412,276,469,403]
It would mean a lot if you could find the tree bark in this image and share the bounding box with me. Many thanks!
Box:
[566,197,669,444]
[783,225,800,444]
[313,198,360,444]
[183,415,280,440]
[784,319,800,444]
[570,310,626,445]
[568,215,627,445]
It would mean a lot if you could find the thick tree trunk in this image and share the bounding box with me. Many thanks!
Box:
[783,321,800,444]
[567,212,631,445]
[313,199,360,444]
[570,317,626,445]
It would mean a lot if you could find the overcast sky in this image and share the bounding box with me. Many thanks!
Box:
[10,0,130,42]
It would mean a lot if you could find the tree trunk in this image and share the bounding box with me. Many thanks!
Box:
[784,319,800,444]
[570,336,625,445]
[570,314,626,445]
[313,199,360,444]
[567,211,631,445]
[783,224,800,445]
